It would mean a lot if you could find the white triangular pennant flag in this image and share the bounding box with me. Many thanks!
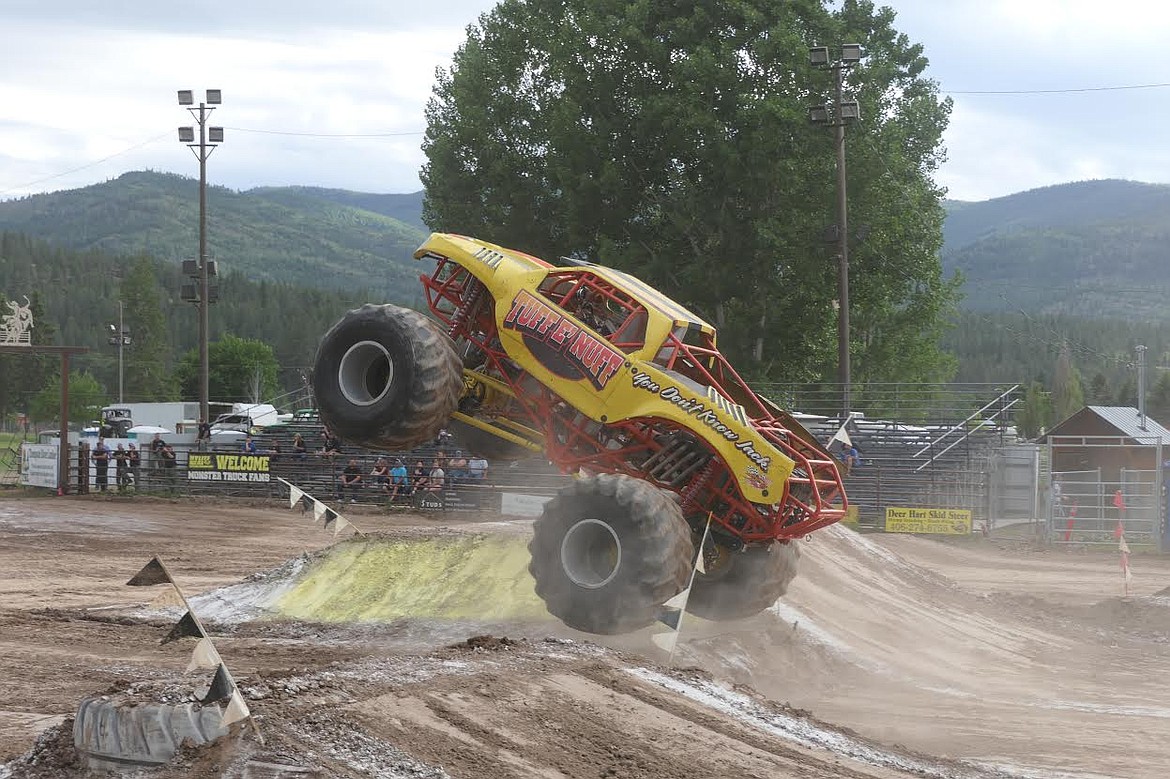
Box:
[312,500,327,522]
[650,630,679,653]
[694,515,712,575]
[1119,536,1131,554]
[663,587,691,611]
[221,689,251,726]
[333,516,350,537]
[830,421,852,448]
[186,637,222,674]
[288,485,304,508]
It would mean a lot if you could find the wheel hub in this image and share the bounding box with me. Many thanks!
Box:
[338,340,394,406]
[560,518,621,589]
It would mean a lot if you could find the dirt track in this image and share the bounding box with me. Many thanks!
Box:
[1,495,1169,778]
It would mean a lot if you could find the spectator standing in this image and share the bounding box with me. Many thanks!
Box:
[389,458,410,501]
[92,438,110,491]
[196,418,212,451]
[371,457,391,496]
[160,443,177,486]
[150,433,166,473]
[114,444,130,491]
[127,443,140,488]
[467,453,489,482]
[337,458,363,502]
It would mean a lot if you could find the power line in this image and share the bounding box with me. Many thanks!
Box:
[225,126,424,138]
[945,81,1170,96]
[0,132,172,197]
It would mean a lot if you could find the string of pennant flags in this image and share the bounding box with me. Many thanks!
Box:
[277,477,365,538]
[126,556,261,741]
[651,514,713,662]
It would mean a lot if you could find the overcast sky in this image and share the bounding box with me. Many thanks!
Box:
[3,0,1170,203]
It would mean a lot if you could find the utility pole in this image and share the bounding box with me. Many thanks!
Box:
[178,89,224,424]
[1136,344,1148,430]
[809,44,862,418]
[107,301,130,403]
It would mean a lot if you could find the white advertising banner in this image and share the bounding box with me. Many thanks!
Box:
[20,443,58,489]
[500,492,553,518]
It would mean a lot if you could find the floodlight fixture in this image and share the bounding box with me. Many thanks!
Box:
[205,89,222,104]
[208,127,224,143]
[178,126,194,143]
[809,46,830,67]
[840,44,862,64]
[840,100,861,121]
[809,105,830,125]
[178,89,194,105]
[182,259,199,277]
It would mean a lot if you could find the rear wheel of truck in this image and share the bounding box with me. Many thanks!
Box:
[685,541,800,621]
[312,304,463,450]
[528,474,693,635]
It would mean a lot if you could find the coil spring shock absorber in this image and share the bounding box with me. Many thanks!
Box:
[678,458,717,515]
[447,277,485,340]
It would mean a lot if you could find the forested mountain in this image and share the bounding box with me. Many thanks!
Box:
[0,171,427,304]
[0,232,370,413]
[5,170,1170,394]
[942,179,1170,315]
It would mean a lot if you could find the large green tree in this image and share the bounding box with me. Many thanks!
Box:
[174,334,281,404]
[30,370,107,427]
[1051,342,1084,424]
[422,0,959,384]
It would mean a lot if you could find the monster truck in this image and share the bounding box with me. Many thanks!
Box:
[312,233,847,634]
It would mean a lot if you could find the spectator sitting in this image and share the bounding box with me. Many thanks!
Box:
[425,457,447,491]
[371,457,391,495]
[292,433,307,459]
[389,458,410,501]
[242,435,258,454]
[410,459,429,493]
[319,430,342,457]
[845,445,861,469]
[337,458,363,502]
[467,453,489,482]
[448,450,469,482]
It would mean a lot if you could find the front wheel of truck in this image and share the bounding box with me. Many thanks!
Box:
[528,474,694,635]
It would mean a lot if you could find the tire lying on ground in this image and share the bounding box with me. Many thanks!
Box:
[73,696,228,771]
[312,304,463,450]
[528,473,693,635]
[684,541,800,621]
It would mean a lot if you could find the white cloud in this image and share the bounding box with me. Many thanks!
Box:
[4,1,1170,202]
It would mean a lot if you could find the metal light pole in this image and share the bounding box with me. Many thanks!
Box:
[107,301,130,403]
[809,44,862,417]
[178,89,224,424]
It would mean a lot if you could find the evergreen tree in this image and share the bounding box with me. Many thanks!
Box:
[1016,381,1052,440]
[1051,343,1084,423]
[119,255,175,401]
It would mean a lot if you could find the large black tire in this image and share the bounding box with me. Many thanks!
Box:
[528,473,693,635]
[448,417,537,462]
[685,541,800,621]
[312,304,463,450]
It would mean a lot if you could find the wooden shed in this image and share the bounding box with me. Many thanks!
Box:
[1045,405,1170,482]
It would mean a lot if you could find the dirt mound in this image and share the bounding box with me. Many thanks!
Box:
[449,634,525,651]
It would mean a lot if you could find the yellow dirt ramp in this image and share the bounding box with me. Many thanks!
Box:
[274,535,547,622]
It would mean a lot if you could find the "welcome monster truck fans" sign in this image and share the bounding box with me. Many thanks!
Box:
[187,453,271,482]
